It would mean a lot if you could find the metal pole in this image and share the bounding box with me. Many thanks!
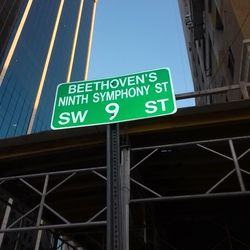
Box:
[132,135,250,152]
[0,198,13,248]
[229,140,246,191]
[121,148,130,250]
[0,166,106,182]
[130,191,250,204]
[36,175,49,226]
[239,81,250,100]
[35,175,49,250]
[0,221,106,233]
[106,123,122,250]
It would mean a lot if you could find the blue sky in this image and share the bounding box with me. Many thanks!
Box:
[88,0,194,106]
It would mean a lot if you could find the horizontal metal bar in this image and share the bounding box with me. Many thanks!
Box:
[130,191,250,204]
[0,221,106,233]
[175,84,247,100]
[132,135,250,152]
[0,166,106,181]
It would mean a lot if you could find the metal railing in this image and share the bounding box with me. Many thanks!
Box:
[175,82,250,102]
[130,135,250,204]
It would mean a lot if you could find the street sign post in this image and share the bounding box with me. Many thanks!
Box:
[50,68,177,249]
[51,68,177,130]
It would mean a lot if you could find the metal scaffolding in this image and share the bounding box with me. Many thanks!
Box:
[0,133,249,249]
[0,95,250,249]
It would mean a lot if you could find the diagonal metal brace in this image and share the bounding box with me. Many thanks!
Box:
[130,149,158,171]
[46,172,76,195]
[206,169,236,194]
[87,207,107,223]
[131,178,162,197]
[93,171,162,198]
[238,147,250,160]
[197,144,233,161]
[20,178,42,195]
[44,204,70,224]
[7,204,40,229]
[241,169,250,175]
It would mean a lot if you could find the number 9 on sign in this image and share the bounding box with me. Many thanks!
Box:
[105,103,119,120]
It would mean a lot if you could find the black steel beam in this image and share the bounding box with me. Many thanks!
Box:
[106,124,123,250]
[0,221,106,233]
[130,191,250,204]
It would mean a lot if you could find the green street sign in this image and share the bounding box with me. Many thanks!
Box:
[51,68,177,130]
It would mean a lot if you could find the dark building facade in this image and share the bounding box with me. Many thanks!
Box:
[0,0,96,138]
[178,0,250,105]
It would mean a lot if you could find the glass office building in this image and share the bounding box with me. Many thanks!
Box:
[0,1,97,248]
[0,0,96,138]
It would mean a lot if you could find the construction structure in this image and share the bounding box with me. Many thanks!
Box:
[0,0,97,138]
[0,95,249,249]
[0,0,97,248]
[178,0,250,105]
[0,1,250,249]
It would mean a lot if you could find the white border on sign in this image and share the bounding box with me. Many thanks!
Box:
[50,68,177,130]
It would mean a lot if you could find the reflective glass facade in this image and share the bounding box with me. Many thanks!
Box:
[0,0,95,138]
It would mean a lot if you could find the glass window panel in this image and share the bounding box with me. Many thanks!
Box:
[70,0,94,81]
[0,0,94,138]
[33,0,93,133]
[0,0,60,138]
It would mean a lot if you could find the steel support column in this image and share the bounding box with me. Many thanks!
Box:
[107,124,123,250]
[229,140,246,191]
[0,198,13,248]
[121,148,130,250]
[35,175,49,250]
